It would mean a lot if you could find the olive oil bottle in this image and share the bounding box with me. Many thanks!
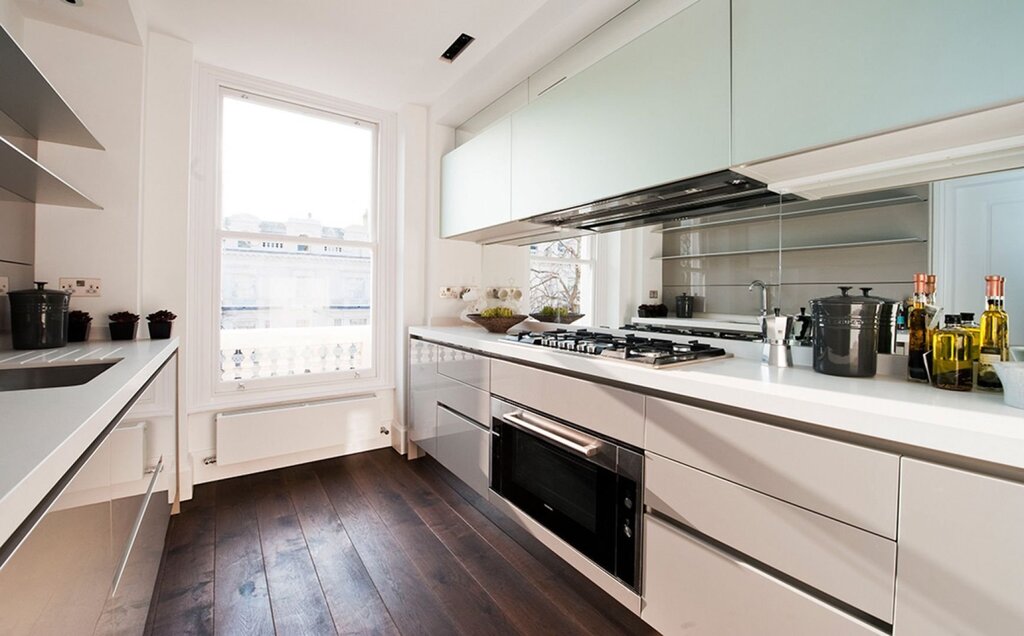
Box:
[932,315,974,391]
[977,275,1009,391]
[907,273,931,383]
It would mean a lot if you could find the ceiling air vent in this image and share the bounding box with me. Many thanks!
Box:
[440,33,475,63]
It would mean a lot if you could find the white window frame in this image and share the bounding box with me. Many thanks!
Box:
[528,236,598,323]
[188,65,397,412]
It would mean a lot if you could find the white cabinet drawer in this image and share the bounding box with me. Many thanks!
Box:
[435,405,490,497]
[894,459,1024,635]
[436,374,489,427]
[491,360,644,447]
[643,515,885,636]
[437,345,490,391]
[645,397,899,538]
[646,453,896,622]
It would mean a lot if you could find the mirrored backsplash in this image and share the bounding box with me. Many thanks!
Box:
[660,188,930,316]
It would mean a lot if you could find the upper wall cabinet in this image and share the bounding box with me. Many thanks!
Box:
[510,0,730,220]
[440,116,511,238]
[732,0,1024,165]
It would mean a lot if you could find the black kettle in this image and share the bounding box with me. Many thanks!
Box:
[8,282,72,350]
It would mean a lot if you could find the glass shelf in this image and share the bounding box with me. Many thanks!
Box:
[657,237,927,261]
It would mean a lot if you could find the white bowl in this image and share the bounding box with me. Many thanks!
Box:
[993,361,1024,410]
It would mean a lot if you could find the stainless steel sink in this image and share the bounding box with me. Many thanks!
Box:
[0,362,118,392]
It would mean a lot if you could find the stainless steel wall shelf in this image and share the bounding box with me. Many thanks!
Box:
[0,136,101,208]
[0,24,102,149]
[657,237,927,261]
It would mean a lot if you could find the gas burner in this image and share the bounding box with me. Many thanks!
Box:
[504,328,729,369]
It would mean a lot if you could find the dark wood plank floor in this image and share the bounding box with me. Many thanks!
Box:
[147,448,656,636]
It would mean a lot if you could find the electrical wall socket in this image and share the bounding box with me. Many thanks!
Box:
[0,276,8,294]
[648,290,659,299]
[60,277,102,297]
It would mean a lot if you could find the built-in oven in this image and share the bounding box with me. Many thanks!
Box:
[490,397,642,592]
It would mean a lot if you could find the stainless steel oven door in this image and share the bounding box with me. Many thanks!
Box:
[490,397,642,591]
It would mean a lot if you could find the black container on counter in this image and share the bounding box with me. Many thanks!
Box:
[810,286,892,378]
[675,294,694,318]
[8,282,71,350]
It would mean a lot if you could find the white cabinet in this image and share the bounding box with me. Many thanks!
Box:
[440,117,511,238]
[510,0,731,219]
[0,424,170,636]
[408,339,439,456]
[435,404,490,497]
[732,0,1024,165]
[490,359,644,447]
[646,452,896,622]
[645,397,901,538]
[643,515,885,636]
[436,344,490,391]
[893,459,1024,635]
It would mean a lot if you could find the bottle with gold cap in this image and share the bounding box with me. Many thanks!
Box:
[977,275,1009,391]
[907,273,931,383]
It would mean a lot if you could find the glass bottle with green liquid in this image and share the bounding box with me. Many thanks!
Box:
[977,275,1009,391]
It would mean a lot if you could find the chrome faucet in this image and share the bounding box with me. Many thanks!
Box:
[748,280,769,339]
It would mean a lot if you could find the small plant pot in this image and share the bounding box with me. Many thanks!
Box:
[109,322,138,341]
[68,321,91,343]
[148,321,173,340]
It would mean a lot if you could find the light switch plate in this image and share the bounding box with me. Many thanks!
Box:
[649,290,659,299]
[60,277,102,297]
[0,276,8,294]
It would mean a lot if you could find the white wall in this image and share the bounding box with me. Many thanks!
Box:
[25,19,145,327]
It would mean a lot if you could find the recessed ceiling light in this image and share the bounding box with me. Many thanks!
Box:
[440,33,475,63]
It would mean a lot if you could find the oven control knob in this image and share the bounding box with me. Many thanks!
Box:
[624,497,633,510]
[623,524,633,539]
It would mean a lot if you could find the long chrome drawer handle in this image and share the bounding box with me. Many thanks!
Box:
[501,411,602,457]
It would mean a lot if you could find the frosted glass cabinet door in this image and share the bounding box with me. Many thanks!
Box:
[893,459,1024,635]
[440,117,511,238]
[732,0,1024,165]
[510,0,730,220]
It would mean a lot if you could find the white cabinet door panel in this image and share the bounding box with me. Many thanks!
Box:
[490,359,644,447]
[435,405,490,497]
[408,339,439,456]
[645,396,900,538]
[440,118,511,238]
[643,515,885,636]
[894,459,1024,635]
[646,452,896,622]
[732,0,1024,164]
[511,0,730,219]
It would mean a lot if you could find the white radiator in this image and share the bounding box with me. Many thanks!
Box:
[215,394,380,466]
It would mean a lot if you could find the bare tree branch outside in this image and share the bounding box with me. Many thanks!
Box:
[529,238,590,313]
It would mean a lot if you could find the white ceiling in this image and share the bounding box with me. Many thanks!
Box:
[142,0,630,115]
[13,0,635,122]
[15,0,144,44]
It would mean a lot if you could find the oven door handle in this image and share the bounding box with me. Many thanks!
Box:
[501,411,602,457]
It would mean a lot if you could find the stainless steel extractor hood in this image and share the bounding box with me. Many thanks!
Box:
[456,170,801,245]
[526,170,800,235]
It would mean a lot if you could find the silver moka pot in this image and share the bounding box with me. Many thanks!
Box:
[762,308,794,367]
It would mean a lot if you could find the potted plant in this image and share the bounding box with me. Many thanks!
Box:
[68,310,92,342]
[146,309,177,340]
[108,311,140,341]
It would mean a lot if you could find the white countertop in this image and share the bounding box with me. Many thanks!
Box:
[410,326,1024,472]
[0,338,178,549]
